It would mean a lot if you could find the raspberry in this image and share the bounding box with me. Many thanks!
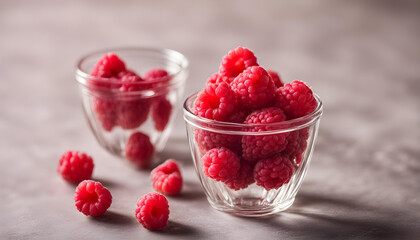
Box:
[267,70,283,88]
[206,72,233,85]
[144,69,171,87]
[135,192,169,230]
[242,107,289,163]
[151,159,183,196]
[194,129,241,155]
[202,147,241,182]
[151,97,172,131]
[194,82,236,121]
[92,97,117,131]
[225,107,250,123]
[219,47,258,79]
[230,66,276,109]
[91,53,126,78]
[224,163,255,191]
[125,132,154,169]
[254,155,294,191]
[57,151,94,183]
[275,80,317,119]
[117,69,138,78]
[282,128,309,165]
[119,75,148,92]
[74,180,112,217]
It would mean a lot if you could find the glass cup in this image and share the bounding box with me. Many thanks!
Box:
[183,92,323,216]
[75,47,188,168]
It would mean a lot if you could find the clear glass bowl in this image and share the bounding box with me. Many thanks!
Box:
[75,47,188,168]
[183,92,323,217]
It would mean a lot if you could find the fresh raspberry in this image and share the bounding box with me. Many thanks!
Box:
[144,69,171,87]
[230,66,276,109]
[74,180,112,217]
[206,72,233,85]
[225,107,251,123]
[151,159,183,196]
[57,151,94,183]
[135,192,169,230]
[117,69,138,78]
[219,47,258,79]
[224,163,255,191]
[151,97,172,131]
[91,53,126,78]
[267,70,284,88]
[194,129,241,155]
[92,97,117,131]
[242,107,289,163]
[275,80,317,119]
[125,132,154,169]
[282,128,309,165]
[202,147,241,182]
[254,155,294,191]
[119,75,148,92]
[194,82,236,121]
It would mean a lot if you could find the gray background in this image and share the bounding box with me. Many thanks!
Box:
[1,0,419,239]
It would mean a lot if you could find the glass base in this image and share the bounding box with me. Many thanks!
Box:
[208,197,295,217]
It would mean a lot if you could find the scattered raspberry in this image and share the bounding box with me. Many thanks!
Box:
[230,66,275,109]
[74,180,112,217]
[242,107,289,163]
[219,47,258,79]
[194,129,241,155]
[194,82,236,121]
[224,163,255,191]
[57,151,94,183]
[267,70,283,88]
[275,80,317,119]
[92,97,117,131]
[282,128,310,165]
[202,147,241,182]
[151,97,172,131]
[254,155,294,191]
[135,192,169,231]
[125,132,154,169]
[144,69,171,87]
[151,159,183,196]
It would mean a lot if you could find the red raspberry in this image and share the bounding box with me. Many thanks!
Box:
[224,163,255,191]
[92,97,117,131]
[219,47,258,79]
[254,155,294,191]
[91,53,126,78]
[275,80,317,119]
[57,151,94,183]
[125,132,154,169]
[267,70,284,88]
[194,129,241,155]
[225,107,251,123]
[194,82,236,121]
[117,69,138,78]
[230,66,276,109]
[74,180,112,217]
[206,72,233,85]
[135,192,169,231]
[282,128,309,165]
[144,68,171,87]
[119,75,148,92]
[202,147,241,182]
[151,97,172,131]
[151,159,183,196]
[242,107,289,163]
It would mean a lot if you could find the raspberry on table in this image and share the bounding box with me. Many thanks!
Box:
[282,128,310,165]
[151,97,172,131]
[194,129,241,155]
[74,180,112,217]
[135,192,170,230]
[230,66,276,109]
[92,97,117,131]
[125,132,155,169]
[242,107,289,163]
[151,159,183,196]
[267,70,284,88]
[57,151,94,183]
[202,147,241,182]
[194,82,236,121]
[224,162,255,191]
[275,80,317,119]
[254,155,294,191]
[219,47,258,79]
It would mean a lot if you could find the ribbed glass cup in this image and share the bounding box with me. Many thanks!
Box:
[183,92,322,216]
[75,47,188,166]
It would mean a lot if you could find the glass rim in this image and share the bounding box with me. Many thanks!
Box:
[75,47,189,90]
[183,91,323,134]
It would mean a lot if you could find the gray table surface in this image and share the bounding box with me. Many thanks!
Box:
[1,0,419,239]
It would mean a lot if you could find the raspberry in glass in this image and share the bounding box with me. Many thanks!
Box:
[224,162,255,191]
[254,155,294,191]
[125,132,154,169]
[151,97,172,131]
[267,70,284,88]
[202,147,241,182]
[219,46,258,79]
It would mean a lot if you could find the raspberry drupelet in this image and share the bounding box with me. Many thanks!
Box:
[219,46,258,80]
[57,151,94,183]
[254,155,294,191]
[202,147,241,182]
[151,159,183,196]
[135,192,170,230]
[125,132,155,169]
[74,180,112,217]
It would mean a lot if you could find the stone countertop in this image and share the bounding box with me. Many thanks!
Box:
[1,0,419,239]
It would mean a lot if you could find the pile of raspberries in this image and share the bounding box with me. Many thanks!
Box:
[194,47,317,191]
